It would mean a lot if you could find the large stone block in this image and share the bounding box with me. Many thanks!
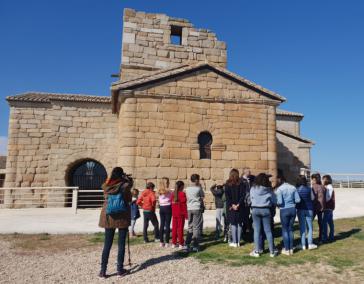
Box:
[169,148,190,159]
[157,167,178,179]
[136,167,157,179]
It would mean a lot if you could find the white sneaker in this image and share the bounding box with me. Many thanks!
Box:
[237,243,241,247]
[289,249,294,255]
[281,249,290,256]
[160,243,164,247]
[270,252,277,258]
[171,244,177,249]
[179,245,188,250]
[299,245,307,250]
[308,244,318,250]
[229,243,236,247]
[249,251,260,257]
[164,243,169,248]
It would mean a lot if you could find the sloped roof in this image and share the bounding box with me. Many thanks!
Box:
[276,109,304,118]
[111,62,286,102]
[6,92,111,104]
[277,129,314,144]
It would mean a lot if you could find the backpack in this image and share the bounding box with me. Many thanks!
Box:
[106,186,127,215]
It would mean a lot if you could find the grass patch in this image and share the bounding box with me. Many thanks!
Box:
[0,233,97,253]
[87,231,156,246]
[1,216,364,276]
[0,230,160,254]
[185,217,364,274]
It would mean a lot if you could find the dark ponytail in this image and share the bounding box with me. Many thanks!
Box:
[174,180,185,202]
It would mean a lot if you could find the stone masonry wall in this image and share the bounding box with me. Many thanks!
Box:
[4,101,118,207]
[116,70,277,207]
[277,132,311,184]
[276,115,301,136]
[121,8,227,81]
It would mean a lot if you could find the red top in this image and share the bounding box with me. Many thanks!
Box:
[171,191,188,219]
[137,189,157,212]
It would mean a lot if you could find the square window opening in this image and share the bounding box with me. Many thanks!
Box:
[170,25,182,45]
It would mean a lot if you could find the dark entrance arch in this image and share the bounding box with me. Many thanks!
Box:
[198,131,213,159]
[67,159,107,208]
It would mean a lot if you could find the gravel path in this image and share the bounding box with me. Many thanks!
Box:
[1,239,362,284]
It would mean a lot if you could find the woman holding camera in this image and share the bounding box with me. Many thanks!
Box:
[98,167,133,279]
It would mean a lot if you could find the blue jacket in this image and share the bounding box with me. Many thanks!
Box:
[296,185,314,211]
[276,183,301,209]
[250,186,276,208]
[131,200,140,220]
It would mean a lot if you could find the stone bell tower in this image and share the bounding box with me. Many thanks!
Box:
[120,8,227,81]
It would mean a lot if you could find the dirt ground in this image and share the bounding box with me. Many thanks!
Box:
[0,235,362,284]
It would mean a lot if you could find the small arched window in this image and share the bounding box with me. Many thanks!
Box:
[198,131,213,159]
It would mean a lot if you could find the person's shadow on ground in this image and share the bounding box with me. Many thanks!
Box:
[128,253,181,274]
[331,228,361,241]
[111,227,363,277]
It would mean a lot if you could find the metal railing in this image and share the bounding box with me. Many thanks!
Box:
[309,172,364,189]
[73,189,104,212]
[0,187,105,213]
[332,181,364,189]
[326,173,364,189]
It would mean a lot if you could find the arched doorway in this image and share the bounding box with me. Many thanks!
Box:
[68,159,107,208]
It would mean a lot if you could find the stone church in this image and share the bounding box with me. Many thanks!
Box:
[3,8,313,207]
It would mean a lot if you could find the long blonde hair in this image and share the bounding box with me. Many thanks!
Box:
[158,177,170,195]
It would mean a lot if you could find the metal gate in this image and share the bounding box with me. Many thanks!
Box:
[69,160,107,208]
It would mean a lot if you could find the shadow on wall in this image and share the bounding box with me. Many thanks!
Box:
[277,140,305,184]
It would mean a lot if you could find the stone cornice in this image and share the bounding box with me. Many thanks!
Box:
[117,90,281,107]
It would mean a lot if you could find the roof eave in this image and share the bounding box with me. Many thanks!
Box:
[112,62,286,103]
[277,129,315,145]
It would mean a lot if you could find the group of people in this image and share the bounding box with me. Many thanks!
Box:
[211,169,335,257]
[97,166,336,278]
[133,174,204,251]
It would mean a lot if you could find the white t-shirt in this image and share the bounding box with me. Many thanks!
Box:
[326,184,334,201]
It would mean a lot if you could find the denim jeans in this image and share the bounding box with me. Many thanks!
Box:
[259,207,275,251]
[313,211,324,241]
[223,213,229,240]
[143,211,160,242]
[323,210,334,241]
[159,205,172,244]
[231,224,242,244]
[297,209,314,247]
[131,219,136,234]
[280,207,296,250]
[101,228,128,272]
[252,208,274,254]
[215,208,224,238]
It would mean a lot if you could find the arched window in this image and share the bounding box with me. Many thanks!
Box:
[198,131,213,159]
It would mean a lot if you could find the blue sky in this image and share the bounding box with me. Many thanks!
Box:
[0,0,363,173]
